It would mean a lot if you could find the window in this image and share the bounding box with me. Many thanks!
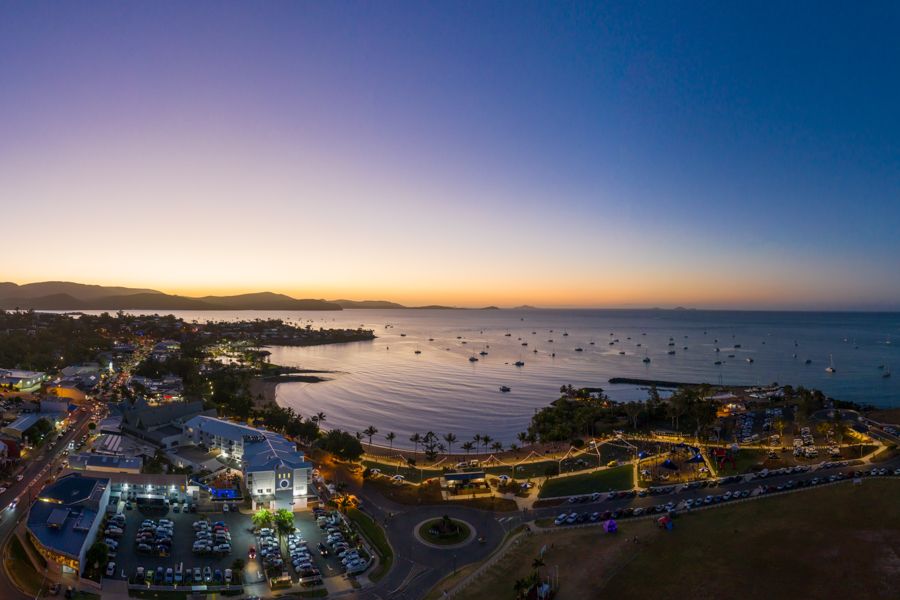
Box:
[266,488,272,493]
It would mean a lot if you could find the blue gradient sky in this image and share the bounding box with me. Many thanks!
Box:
[2,2,899,308]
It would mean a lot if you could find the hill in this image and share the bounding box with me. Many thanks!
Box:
[0,282,340,310]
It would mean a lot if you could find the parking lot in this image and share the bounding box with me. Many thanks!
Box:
[107,504,255,586]
[104,502,350,589]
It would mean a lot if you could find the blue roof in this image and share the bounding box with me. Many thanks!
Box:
[27,474,109,560]
[4,414,43,433]
[184,416,311,473]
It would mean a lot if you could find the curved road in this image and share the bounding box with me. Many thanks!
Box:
[0,409,93,600]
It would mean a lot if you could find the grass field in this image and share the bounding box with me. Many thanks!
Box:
[448,479,900,600]
[538,465,634,498]
[346,508,394,582]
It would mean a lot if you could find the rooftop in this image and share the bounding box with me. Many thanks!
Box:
[183,416,311,472]
[68,453,143,472]
[27,474,109,559]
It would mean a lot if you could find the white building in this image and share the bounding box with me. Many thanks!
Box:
[181,416,313,511]
[0,369,47,391]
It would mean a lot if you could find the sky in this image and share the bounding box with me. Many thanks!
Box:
[1,1,899,309]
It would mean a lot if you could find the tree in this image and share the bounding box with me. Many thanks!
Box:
[86,541,109,572]
[231,558,246,572]
[516,431,528,446]
[385,431,396,452]
[274,508,295,538]
[623,402,643,430]
[443,433,457,457]
[491,441,503,453]
[363,425,378,447]
[409,433,422,461]
[514,578,530,599]
[251,508,274,530]
[472,434,482,454]
[481,435,493,454]
[461,441,475,458]
[531,556,545,580]
[317,429,364,461]
[773,417,786,439]
[88,422,97,431]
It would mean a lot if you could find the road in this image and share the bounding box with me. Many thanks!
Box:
[0,407,94,599]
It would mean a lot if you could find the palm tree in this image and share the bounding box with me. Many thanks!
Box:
[531,556,545,580]
[274,508,295,539]
[364,425,378,447]
[491,441,503,453]
[385,431,396,452]
[516,431,528,446]
[481,434,493,454]
[473,434,483,454]
[409,433,422,462]
[313,411,326,424]
[461,441,475,458]
[443,433,457,457]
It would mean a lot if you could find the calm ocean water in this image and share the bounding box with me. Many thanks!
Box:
[89,308,900,448]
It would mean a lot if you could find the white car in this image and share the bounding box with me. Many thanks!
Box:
[105,561,116,577]
[15,475,23,482]
[390,475,405,482]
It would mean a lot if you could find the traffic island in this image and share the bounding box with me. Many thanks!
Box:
[414,516,475,549]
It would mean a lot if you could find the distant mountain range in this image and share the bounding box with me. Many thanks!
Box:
[0,281,497,311]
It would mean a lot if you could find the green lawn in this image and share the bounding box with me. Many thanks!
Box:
[603,479,900,599]
[363,458,442,483]
[538,465,634,498]
[418,518,471,545]
[347,508,394,582]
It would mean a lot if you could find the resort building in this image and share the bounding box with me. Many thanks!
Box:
[0,369,47,391]
[26,473,111,575]
[181,416,313,511]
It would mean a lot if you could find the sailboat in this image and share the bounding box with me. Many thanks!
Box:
[882,368,891,378]
[826,355,836,373]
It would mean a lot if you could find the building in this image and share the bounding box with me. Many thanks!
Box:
[40,397,72,414]
[26,473,111,575]
[182,416,313,511]
[2,413,48,440]
[68,453,143,474]
[0,369,47,391]
[121,400,214,448]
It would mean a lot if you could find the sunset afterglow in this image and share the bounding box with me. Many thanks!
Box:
[2,3,898,309]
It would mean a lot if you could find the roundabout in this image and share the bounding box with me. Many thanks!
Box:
[413,515,476,549]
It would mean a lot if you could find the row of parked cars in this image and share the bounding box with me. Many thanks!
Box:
[193,519,232,555]
[134,517,176,557]
[284,530,323,585]
[314,507,368,576]
[133,563,234,586]
[255,527,286,571]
